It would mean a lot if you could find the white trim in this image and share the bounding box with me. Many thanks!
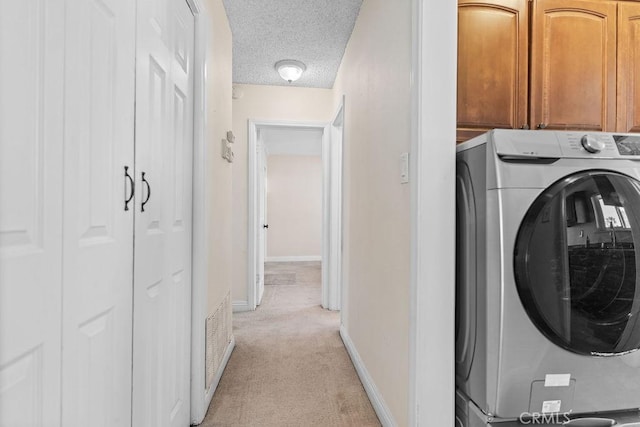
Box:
[327,98,345,311]
[340,325,396,427]
[339,96,349,330]
[189,2,211,423]
[185,0,203,14]
[232,301,253,313]
[321,125,331,309]
[265,255,322,262]
[409,0,457,426]
[202,336,236,410]
[247,118,329,128]
[247,121,258,311]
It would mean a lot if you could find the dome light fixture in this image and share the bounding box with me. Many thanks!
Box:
[275,59,306,83]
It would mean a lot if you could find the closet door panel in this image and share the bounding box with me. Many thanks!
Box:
[133,0,194,426]
[166,4,194,424]
[133,3,170,425]
[0,1,65,425]
[61,0,136,425]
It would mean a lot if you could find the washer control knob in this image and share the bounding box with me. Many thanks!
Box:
[581,134,605,153]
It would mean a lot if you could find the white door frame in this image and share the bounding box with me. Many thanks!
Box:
[247,119,342,311]
[321,124,331,308]
[408,0,457,425]
[325,99,345,311]
[187,0,218,423]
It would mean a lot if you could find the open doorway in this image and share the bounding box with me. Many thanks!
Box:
[247,115,344,312]
[261,126,323,307]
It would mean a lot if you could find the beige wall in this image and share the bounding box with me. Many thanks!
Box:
[231,84,334,303]
[332,0,412,424]
[204,0,233,315]
[266,155,322,259]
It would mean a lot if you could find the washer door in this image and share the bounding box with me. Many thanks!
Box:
[514,171,640,356]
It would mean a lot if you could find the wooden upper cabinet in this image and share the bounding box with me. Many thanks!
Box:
[457,0,529,142]
[617,2,640,133]
[530,0,617,131]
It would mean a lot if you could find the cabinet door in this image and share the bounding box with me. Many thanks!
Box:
[0,2,65,426]
[457,0,529,143]
[61,0,136,425]
[531,0,617,131]
[617,2,640,133]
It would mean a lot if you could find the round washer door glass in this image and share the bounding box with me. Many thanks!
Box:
[514,171,640,355]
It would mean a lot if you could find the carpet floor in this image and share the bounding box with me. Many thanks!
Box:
[199,261,381,427]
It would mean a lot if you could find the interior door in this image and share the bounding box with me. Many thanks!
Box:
[60,0,136,425]
[256,142,266,306]
[0,2,65,426]
[133,0,194,425]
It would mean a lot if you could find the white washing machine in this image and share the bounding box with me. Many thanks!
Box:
[456,129,640,423]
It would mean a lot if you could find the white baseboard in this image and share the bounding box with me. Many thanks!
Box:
[190,336,235,425]
[265,255,322,262]
[232,300,253,312]
[340,324,396,427]
[204,335,235,405]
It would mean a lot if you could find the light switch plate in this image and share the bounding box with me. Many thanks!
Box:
[400,152,409,184]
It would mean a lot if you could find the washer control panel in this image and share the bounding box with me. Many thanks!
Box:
[491,129,640,159]
[560,133,617,157]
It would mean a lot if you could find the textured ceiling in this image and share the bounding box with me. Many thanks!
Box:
[222,0,363,89]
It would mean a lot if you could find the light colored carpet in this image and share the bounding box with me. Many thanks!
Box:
[199,261,381,427]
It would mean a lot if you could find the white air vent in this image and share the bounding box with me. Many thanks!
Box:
[205,292,232,388]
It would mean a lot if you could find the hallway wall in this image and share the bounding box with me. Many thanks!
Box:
[205,0,233,316]
[266,155,322,260]
[231,84,333,305]
[194,2,235,414]
[332,0,412,425]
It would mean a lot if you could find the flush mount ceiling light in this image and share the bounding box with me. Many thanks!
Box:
[275,60,306,83]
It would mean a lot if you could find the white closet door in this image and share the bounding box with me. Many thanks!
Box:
[0,1,65,426]
[60,0,136,426]
[133,0,194,425]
